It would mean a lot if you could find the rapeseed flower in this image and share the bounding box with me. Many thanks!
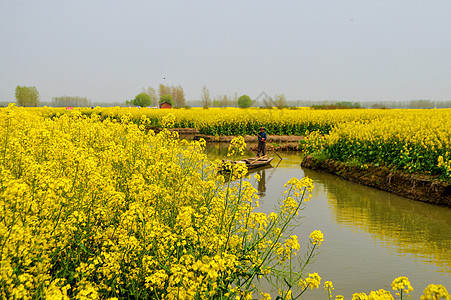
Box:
[420,284,450,300]
[391,276,414,297]
[324,281,335,298]
[304,272,321,289]
[352,293,369,300]
[309,230,324,246]
[368,289,394,300]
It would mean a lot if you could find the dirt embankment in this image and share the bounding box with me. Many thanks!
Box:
[149,129,305,145]
[193,134,305,143]
[150,127,200,134]
[301,156,451,207]
[248,143,302,151]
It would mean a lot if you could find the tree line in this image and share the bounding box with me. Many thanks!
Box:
[14,86,93,108]
[15,86,40,107]
[52,96,91,107]
[127,84,186,108]
[10,85,451,109]
[199,86,287,108]
[130,85,257,109]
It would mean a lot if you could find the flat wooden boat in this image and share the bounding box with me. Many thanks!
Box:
[238,156,274,169]
[222,156,274,171]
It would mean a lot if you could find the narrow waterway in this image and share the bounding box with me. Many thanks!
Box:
[204,144,451,299]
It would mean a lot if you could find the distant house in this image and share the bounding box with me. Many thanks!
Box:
[159,102,172,109]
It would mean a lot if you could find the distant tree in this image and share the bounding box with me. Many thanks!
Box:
[172,85,186,107]
[132,92,151,107]
[201,86,211,109]
[212,99,221,107]
[336,101,352,108]
[408,99,434,109]
[371,103,388,109]
[224,95,235,107]
[160,94,174,105]
[273,94,287,108]
[231,92,239,107]
[142,86,158,106]
[334,101,361,109]
[159,84,185,107]
[238,95,252,108]
[52,96,90,107]
[15,86,40,107]
[217,95,234,107]
[159,84,171,98]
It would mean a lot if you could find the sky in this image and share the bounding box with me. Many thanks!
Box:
[1,0,451,103]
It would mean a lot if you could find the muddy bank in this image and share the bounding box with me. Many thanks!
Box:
[194,134,304,143]
[150,127,200,134]
[148,129,305,144]
[301,156,451,207]
[249,143,301,151]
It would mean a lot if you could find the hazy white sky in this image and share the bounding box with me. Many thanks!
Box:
[1,1,450,103]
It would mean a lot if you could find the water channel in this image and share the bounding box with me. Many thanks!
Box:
[204,143,451,299]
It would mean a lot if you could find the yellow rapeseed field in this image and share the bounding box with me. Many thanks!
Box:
[36,107,385,136]
[63,106,451,179]
[302,109,451,179]
[0,105,449,299]
[0,105,320,299]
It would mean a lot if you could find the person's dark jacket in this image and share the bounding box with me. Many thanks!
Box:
[258,131,267,142]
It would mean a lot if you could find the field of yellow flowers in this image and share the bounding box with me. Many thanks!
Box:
[63,106,451,180]
[300,109,451,180]
[1,105,449,299]
[39,107,385,136]
[0,105,326,299]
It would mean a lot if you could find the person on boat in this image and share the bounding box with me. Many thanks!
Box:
[257,126,267,157]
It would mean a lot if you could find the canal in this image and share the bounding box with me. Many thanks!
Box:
[204,143,451,299]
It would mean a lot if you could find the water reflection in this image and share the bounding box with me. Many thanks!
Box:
[304,168,451,273]
[203,142,257,158]
[257,169,267,196]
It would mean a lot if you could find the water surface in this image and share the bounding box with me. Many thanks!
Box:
[204,144,451,299]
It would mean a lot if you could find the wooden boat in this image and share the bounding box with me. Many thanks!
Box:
[238,156,274,169]
[222,156,274,171]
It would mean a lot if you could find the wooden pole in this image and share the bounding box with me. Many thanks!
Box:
[272,149,283,160]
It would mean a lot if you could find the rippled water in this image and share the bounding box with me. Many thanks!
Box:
[204,144,451,299]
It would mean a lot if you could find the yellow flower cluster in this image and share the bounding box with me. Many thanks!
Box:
[324,281,335,298]
[0,106,320,299]
[301,272,321,290]
[304,108,451,178]
[278,235,301,258]
[352,293,370,300]
[350,276,446,300]
[420,284,450,300]
[161,112,176,128]
[351,290,394,300]
[368,289,394,300]
[437,155,451,179]
[309,230,324,246]
[391,276,414,296]
[283,177,314,202]
[227,136,247,157]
